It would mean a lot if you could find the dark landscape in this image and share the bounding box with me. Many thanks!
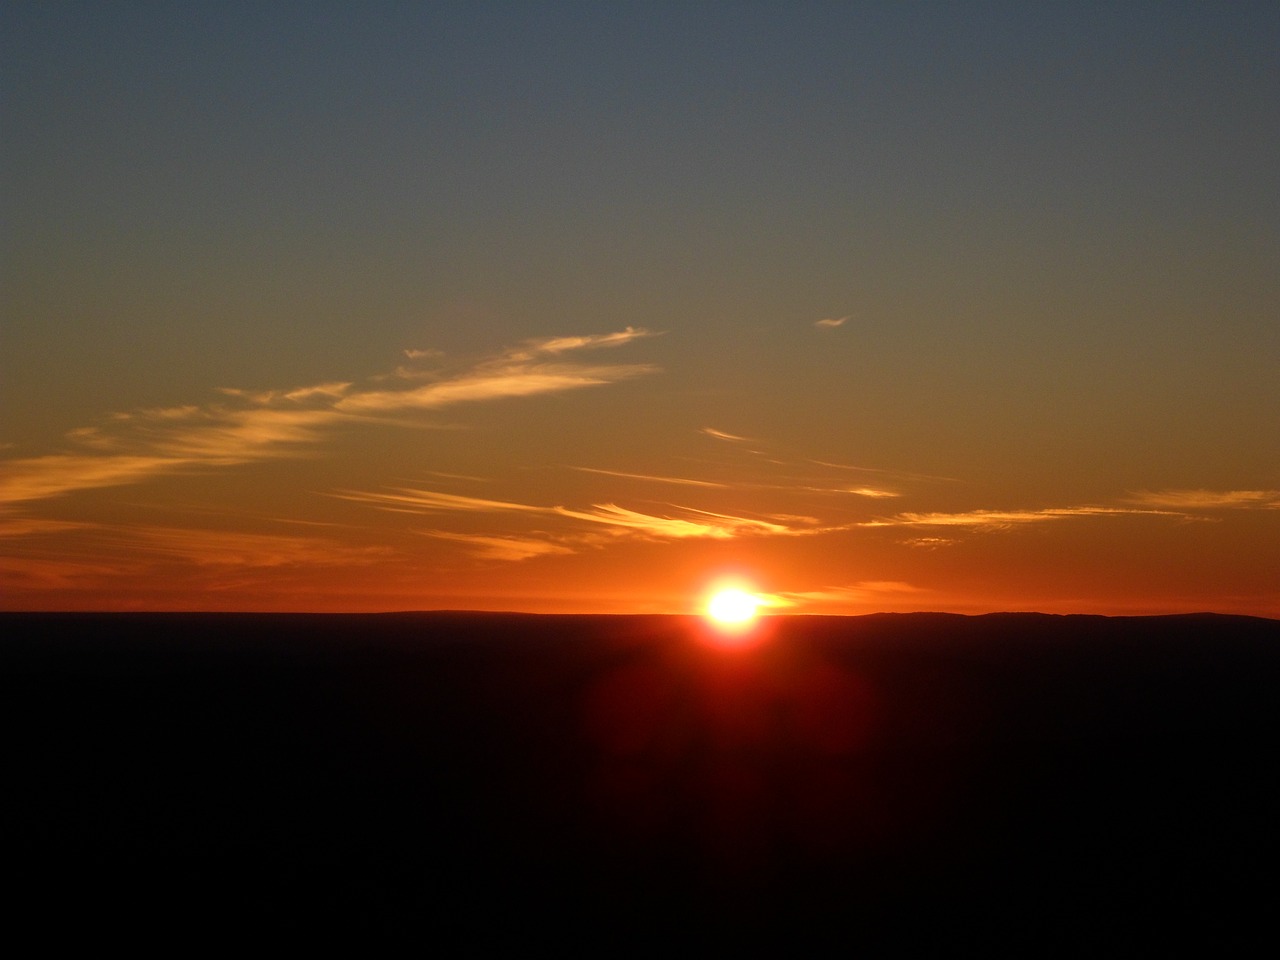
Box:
[4,611,1278,948]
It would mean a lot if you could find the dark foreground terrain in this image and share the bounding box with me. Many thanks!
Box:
[3,611,1278,949]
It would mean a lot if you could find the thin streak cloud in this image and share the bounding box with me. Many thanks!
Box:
[125,526,394,568]
[339,485,832,549]
[0,454,203,504]
[1125,489,1280,509]
[863,489,1280,532]
[861,506,1186,529]
[0,329,656,505]
[572,467,727,488]
[510,326,655,358]
[334,488,546,515]
[556,503,788,539]
[779,581,924,604]
[809,460,960,483]
[701,427,751,442]
[0,517,98,538]
[426,532,577,562]
[811,486,900,499]
[0,522,394,593]
[334,363,653,414]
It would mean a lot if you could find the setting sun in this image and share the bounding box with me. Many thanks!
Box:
[706,588,761,626]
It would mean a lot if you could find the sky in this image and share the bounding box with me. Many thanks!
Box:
[3,2,1278,615]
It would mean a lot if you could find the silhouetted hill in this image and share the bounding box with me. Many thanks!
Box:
[3,612,1277,949]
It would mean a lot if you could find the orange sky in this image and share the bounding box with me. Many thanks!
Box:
[4,5,1277,616]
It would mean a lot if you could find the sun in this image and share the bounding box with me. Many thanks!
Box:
[706,588,761,627]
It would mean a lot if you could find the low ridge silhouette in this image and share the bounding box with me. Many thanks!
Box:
[4,611,1277,949]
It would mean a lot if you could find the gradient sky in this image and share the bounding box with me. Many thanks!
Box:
[4,2,1278,615]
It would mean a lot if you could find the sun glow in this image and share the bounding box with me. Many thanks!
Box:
[706,588,761,626]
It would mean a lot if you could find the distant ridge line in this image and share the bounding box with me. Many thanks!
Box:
[1,609,1275,624]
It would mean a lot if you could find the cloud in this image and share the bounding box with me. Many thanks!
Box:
[861,505,1185,530]
[141,408,340,460]
[737,592,796,610]
[762,581,926,611]
[676,505,805,536]
[421,469,491,483]
[219,383,352,405]
[556,503,794,539]
[781,581,923,603]
[333,363,653,414]
[425,531,576,562]
[572,467,727,488]
[808,460,959,483]
[902,536,957,549]
[855,490,1280,537]
[0,555,133,591]
[767,513,822,525]
[335,488,546,515]
[0,522,395,595]
[0,517,97,538]
[1,406,346,504]
[832,486,900,499]
[814,315,849,329]
[0,328,657,506]
[339,485,830,552]
[124,526,394,567]
[701,427,751,442]
[0,454,203,503]
[1125,489,1280,510]
[504,326,655,360]
[282,382,352,402]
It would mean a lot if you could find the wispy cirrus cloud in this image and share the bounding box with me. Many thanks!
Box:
[122,526,395,568]
[504,326,654,359]
[864,489,1280,532]
[861,506,1184,529]
[0,555,135,591]
[741,581,925,613]
[557,503,796,539]
[0,408,349,505]
[334,487,546,515]
[829,486,900,499]
[808,460,960,484]
[338,485,834,554]
[701,427,751,442]
[902,536,957,549]
[814,315,849,329]
[0,328,656,506]
[696,424,944,490]
[425,531,577,562]
[571,467,728,488]
[773,581,924,606]
[571,453,901,499]
[218,382,353,405]
[333,362,651,414]
[0,453,206,504]
[0,521,396,595]
[1124,489,1280,509]
[0,517,98,538]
